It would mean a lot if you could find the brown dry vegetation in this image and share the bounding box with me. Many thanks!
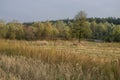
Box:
[0,39,120,80]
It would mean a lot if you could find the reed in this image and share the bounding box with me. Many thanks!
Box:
[0,39,120,80]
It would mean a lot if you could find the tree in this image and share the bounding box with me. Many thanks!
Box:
[24,26,35,40]
[15,24,24,40]
[54,21,71,40]
[42,22,53,39]
[51,26,59,40]
[32,22,45,39]
[90,21,97,39]
[103,22,114,42]
[6,23,17,39]
[112,25,120,42]
[73,11,92,42]
[0,20,7,38]
[82,21,92,38]
[74,11,87,20]
[6,21,24,40]
[96,23,107,39]
[62,26,71,40]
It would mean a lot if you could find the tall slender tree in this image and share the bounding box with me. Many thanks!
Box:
[73,11,92,42]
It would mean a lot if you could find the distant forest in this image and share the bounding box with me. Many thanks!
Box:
[0,11,120,42]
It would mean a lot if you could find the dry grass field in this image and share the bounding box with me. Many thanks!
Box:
[0,39,120,80]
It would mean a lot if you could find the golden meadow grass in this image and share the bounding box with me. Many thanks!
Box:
[0,39,120,80]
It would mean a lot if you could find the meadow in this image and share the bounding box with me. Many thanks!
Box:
[0,39,120,80]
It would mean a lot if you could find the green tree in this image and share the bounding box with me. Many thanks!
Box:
[90,21,97,39]
[103,22,114,42]
[62,26,71,40]
[73,11,92,42]
[6,21,24,40]
[51,26,59,40]
[15,24,24,40]
[42,22,53,39]
[96,23,107,39]
[0,20,7,38]
[6,23,16,39]
[82,21,92,38]
[32,22,44,39]
[54,21,71,40]
[112,25,120,42]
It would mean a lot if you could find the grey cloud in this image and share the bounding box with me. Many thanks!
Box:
[0,0,120,22]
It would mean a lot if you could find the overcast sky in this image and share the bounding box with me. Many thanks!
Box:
[0,0,120,22]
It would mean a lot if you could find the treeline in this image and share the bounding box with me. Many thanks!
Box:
[49,17,120,25]
[0,11,120,42]
[0,19,120,42]
[88,17,120,25]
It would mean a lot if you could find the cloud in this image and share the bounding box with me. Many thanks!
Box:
[0,0,120,22]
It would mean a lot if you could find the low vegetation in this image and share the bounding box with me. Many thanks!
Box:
[0,39,120,80]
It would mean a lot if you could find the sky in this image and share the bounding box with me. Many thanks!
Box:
[0,0,120,22]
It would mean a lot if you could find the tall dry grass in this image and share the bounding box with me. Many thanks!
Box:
[0,39,120,80]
